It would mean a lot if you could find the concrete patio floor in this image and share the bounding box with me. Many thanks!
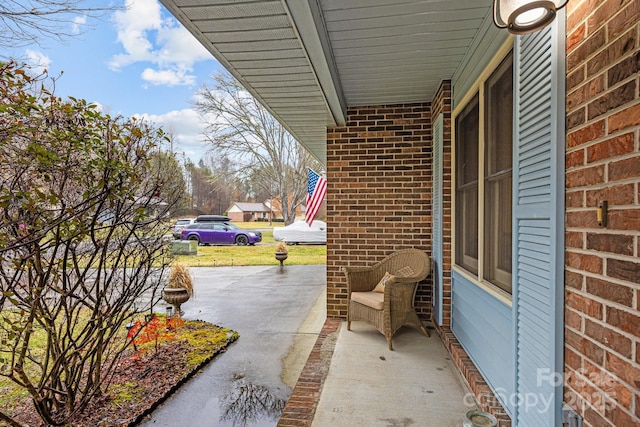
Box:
[309,322,473,426]
[281,284,475,427]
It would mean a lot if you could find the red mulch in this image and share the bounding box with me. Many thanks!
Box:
[9,330,234,426]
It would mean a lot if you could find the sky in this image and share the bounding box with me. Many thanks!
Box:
[3,0,224,163]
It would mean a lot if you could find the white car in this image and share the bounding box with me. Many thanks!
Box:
[171,218,196,239]
[273,220,326,244]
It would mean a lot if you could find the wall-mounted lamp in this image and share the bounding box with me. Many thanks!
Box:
[493,0,568,34]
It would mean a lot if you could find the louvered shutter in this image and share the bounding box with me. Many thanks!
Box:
[512,16,565,427]
[432,113,444,326]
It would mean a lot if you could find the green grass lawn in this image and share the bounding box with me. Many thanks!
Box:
[170,223,326,267]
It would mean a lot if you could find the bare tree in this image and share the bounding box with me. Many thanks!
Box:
[0,1,118,49]
[187,160,220,214]
[0,61,179,426]
[199,152,246,212]
[150,149,190,215]
[192,72,322,224]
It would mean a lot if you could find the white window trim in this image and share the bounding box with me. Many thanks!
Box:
[452,37,514,304]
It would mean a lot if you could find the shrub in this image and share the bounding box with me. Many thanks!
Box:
[0,61,182,426]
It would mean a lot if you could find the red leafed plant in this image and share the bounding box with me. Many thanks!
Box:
[127,315,185,358]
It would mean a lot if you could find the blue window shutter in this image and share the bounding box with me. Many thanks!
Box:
[432,113,444,326]
[513,14,565,427]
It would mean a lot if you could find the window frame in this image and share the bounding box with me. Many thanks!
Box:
[483,53,514,293]
[455,94,480,275]
[452,41,514,302]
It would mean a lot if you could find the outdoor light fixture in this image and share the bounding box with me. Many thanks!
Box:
[493,0,568,34]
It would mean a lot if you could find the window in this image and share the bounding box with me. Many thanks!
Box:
[455,95,479,274]
[484,55,513,292]
[455,52,513,293]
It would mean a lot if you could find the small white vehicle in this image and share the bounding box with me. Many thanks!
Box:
[171,218,196,239]
[273,220,326,245]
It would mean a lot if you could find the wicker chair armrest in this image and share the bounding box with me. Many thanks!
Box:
[343,265,385,293]
[384,279,419,310]
[342,265,370,274]
[391,275,422,284]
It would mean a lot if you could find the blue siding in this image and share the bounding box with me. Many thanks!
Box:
[450,11,514,417]
[432,114,444,326]
[451,271,514,415]
[450,9,564,426]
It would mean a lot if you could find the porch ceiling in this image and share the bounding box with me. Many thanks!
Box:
[160,0,494,165]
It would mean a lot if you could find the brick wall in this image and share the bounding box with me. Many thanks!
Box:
[565,1,640,425]
[326,103,432,319]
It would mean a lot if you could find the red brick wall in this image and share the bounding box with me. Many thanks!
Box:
[565,1,640,425]
[326,103,432,319]
[228,212,244,222]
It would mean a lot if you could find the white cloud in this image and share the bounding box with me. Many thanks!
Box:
[134,108,209,161]
[155,25,211,65]
[141,67,195,87]
[24,50,52,75]
[72,15,88,35]
[109,0,212,87]
[109,0,161,68]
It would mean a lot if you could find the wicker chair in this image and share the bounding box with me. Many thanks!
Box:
[344,248,431,350]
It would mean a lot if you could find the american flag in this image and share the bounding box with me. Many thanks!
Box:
[305,168,327,226]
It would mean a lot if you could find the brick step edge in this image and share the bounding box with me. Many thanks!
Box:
[278,318,341,427]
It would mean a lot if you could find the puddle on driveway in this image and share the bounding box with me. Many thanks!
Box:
[218,374,287,427]
[218,289,325,426]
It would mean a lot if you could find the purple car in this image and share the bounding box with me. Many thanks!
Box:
[180,222,262,246]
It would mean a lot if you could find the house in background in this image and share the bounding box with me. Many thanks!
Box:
[160,0,639,426]
[227,202,272,222]
[265,197,308,221]
[226,198,307,223]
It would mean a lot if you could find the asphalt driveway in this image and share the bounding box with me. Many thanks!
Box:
[139,265,326,427]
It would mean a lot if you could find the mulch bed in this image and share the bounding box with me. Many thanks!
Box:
[8,324,237,427]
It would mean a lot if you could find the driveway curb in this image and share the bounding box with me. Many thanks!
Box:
[277,318,340,426]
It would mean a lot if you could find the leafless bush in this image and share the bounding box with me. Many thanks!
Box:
[0,61,180,426]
